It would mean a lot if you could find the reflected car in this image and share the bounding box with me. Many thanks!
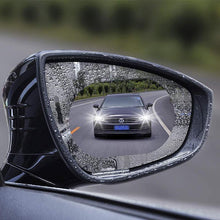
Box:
[93,94,152,137]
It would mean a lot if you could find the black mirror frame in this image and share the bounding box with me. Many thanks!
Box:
[93,104,99,109]
[36,50,212,183]
[146,103,153,109]
[0,171,5,187]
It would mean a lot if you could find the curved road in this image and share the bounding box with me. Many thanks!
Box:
[69,90,175,158]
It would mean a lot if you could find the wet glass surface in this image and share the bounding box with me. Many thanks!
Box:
[45,62,192,174]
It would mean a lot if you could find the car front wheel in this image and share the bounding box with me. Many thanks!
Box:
[94,133,101,138]
[146,132,151,137]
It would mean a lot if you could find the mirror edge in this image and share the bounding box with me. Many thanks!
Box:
[37,50,213,183]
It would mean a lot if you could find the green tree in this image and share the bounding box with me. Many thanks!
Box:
[77,2,106,33]
[79,89,84,96]
[170,4,207,47]
[98,84,103,95]
[46,2,64,24]
[88,86,93,96]
[110,84,116,93]
[104,84,109,94]
[149,84,157,90]
[21,3,39,24]
[111,3,136,33]
[0,1,14,20]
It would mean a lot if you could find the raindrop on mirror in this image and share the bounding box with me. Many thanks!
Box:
[45,62,192,174]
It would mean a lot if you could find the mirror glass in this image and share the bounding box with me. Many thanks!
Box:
[44,62,192,175]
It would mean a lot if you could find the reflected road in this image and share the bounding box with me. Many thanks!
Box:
[69,90,175,157]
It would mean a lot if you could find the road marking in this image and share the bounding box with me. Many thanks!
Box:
[71,99,102,108]
[152,95,171,136]
[71,127,80,134]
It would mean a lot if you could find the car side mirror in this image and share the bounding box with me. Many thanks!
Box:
[2,50,212,188]
[93,104,99,109]
[146,103,153,109]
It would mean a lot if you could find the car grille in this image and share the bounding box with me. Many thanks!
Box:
[104,117,139,124]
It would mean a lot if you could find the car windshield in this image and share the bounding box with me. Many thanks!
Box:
[102,95,144,108]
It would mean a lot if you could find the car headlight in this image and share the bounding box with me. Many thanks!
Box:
[139,114,150,122]
[94,115,104,123]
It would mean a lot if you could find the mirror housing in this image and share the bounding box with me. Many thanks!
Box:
[93,104,99,109]
[146,103,153,109]
[2,50,213,188]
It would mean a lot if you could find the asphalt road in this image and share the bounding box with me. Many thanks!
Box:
[0,33,220,208]
[70,90,174,158]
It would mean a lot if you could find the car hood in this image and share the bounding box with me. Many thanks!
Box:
[99,107,147,116]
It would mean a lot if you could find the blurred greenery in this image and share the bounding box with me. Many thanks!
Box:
[0,0,219,73]
[76,80,163,100]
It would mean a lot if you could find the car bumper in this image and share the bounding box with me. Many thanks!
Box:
[94,122,151,135]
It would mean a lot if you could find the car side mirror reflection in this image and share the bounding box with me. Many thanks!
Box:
[146,103,153,109]
[93,104,99,109]
[2,50,212,187]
